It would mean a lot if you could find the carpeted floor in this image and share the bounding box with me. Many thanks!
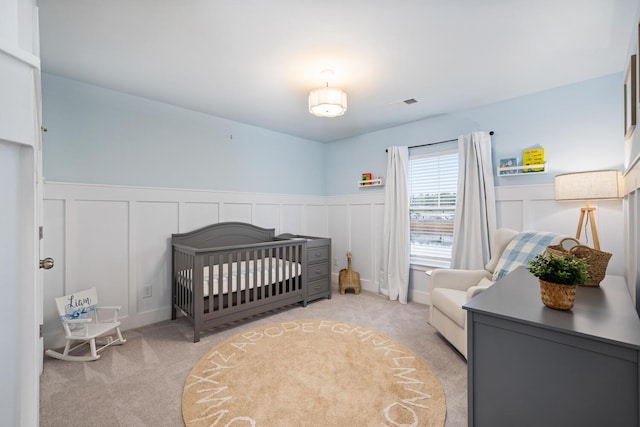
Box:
[39,285,467,426]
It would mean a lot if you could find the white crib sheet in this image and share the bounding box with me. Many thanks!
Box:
[202,257,301,297]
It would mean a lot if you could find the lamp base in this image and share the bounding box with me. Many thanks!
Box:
[575,201,600,250]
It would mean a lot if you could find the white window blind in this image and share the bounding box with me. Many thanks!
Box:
[409,150,458,266]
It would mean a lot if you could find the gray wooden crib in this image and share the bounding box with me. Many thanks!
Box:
[172,222,331,342]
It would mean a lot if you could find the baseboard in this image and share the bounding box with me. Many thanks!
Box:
[333,274,428,305]
[119,307,173,331]
[410,289,430,305]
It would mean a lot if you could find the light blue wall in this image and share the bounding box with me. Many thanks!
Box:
[43,72,623,197]
[42,73,326,195]
[325,73,624,196]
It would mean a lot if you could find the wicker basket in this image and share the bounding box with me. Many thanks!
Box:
[539,279,577,310]
[545,238,612,287]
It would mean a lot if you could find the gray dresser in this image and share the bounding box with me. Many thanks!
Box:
[277,234,332,303]
[463,266,640,427]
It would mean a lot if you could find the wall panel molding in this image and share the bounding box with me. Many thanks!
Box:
[43,181,629,347]
[623,162,640,312]
[42,181,327,348]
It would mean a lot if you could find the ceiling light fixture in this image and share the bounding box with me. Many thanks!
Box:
[308,69,347,117]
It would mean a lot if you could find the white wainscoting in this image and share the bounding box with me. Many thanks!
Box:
[327,192,385,299]
[624,158,640,311]
[43,181,626,347]
[328,183,625,306]
[42,182,328,348]
[494,183,625,279]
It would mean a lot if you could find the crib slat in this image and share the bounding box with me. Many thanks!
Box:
[221,252,226,309]
[183,251,189,315]
[267,248,272,298]
[206,256,215,313]
[251,250,257,302]
[276,247,281,296]
[243,250,249,304]
[284,245,289,292]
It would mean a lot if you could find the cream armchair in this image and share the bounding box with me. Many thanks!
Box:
[428,228,519,359]
[428,228,567,358]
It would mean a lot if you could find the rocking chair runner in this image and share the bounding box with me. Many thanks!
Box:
[45,287,126,362]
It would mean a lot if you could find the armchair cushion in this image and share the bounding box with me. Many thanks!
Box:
[431,277,495,330]
[431,288,468,328]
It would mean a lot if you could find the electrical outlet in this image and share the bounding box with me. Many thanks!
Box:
[333,257,338,267]
[143,285,152,298]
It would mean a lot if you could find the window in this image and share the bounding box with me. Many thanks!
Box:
[409,149,458,267]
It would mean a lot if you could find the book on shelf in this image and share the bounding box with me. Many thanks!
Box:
[498,157,518,175]
[361,173,372,185]
[522,147,545,172]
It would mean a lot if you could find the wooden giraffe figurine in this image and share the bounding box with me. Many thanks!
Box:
[338,251,361,295]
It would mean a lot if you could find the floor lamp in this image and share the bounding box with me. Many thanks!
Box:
[555,170,622,250]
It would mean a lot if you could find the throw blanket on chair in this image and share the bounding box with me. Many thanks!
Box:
[492,231,560,281]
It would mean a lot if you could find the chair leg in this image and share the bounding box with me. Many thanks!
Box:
[115,327,126,344]
[89,338,99,360]
[62,340,72,356]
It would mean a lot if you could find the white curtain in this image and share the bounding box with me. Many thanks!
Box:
[380,146,410,304]
[450,131,497,269]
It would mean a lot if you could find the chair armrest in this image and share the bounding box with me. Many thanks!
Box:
[465,284,492,302]
[95,306,122,323]
[429,269,491,293]
[96,306,122,312]
[63,318,92,324]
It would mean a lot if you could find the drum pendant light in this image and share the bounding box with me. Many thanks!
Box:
[308,69,347,117]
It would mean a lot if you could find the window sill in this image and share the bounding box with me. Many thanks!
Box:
[410,258,451,270]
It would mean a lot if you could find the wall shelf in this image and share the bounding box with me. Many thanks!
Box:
[497,163,547,176]
[358,178,383,187]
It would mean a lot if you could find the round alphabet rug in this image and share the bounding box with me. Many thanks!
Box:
[182,319,446,426]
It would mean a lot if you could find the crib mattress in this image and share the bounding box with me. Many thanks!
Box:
[201,257,301,296]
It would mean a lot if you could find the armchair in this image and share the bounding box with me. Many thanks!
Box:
[428,228,564,358]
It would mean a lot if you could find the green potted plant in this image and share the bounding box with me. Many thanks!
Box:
[527,252,590,310]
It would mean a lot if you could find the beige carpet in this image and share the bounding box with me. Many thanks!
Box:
[182,319,446,426]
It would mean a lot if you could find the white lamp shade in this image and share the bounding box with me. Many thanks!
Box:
[308,87,347,117]
[555,170,623,201]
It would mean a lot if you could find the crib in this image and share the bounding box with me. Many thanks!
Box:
[172,222,329,342]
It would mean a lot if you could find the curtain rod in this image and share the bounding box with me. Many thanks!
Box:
[385,131,494,152]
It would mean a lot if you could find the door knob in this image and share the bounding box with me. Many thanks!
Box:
[39,257,54,270]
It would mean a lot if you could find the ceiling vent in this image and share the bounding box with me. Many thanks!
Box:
[390,98,418,107]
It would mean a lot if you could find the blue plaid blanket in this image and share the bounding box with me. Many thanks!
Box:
[492,231,560,281]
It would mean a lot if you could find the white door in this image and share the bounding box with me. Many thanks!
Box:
[35,69,48,374]
[0,142,39,426]
[0,2,43,423]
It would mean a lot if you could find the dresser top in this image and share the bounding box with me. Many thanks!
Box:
[463,266,640,349]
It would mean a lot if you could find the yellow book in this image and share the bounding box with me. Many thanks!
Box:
[522,148,544,172]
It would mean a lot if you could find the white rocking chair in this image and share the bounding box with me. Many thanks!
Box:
[45,287,126,362]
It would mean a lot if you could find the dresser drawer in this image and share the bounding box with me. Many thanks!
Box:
[307,262,329,281]
[307,279,330,298]
[308,246,329,263]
